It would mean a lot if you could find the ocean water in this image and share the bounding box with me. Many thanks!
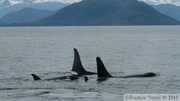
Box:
[0,26,180,101]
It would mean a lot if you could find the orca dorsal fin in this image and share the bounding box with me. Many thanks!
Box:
[31,74,41,81]
[84,76,89,82]
[96,57,113,77]
[71,48,86,75]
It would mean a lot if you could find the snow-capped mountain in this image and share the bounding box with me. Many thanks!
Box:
[0,0,79,17]
[0,0,81,6]
[1,0,180,8]
[1,0,180,6]
[1,0,180,18]
[139,0,180,6]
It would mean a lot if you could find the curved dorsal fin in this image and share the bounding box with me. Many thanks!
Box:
[31,74,41,81]
[96,57,113,77]
[71,48,86,75]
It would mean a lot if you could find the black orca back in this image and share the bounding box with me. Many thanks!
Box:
[96,57,113,77]
[143,72,156,77]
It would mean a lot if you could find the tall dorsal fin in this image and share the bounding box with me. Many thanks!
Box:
[31,74,41,81]
[96,57,113,77]
[71,48,86,75]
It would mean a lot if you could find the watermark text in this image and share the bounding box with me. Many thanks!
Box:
[124,94,180,101]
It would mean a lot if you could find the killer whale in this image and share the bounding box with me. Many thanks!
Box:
[31,74,88,82]
[31,48,93,81]
[71,48,96,75]
[96,57,156,81]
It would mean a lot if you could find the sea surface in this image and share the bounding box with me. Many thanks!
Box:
[0,26,180,101]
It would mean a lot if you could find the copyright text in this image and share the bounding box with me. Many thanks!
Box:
[124,94,180,101]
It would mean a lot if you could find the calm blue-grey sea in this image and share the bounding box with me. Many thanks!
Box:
[0,26,180,101]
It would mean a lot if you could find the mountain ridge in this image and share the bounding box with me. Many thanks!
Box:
[1,0,180,6]
[139,0,180,6]
[0,1,67,17]
[153,4,180,21]
[0,7,57,24]
[1,0,180,18]
[0,0,81,6]
[27,0,179,26]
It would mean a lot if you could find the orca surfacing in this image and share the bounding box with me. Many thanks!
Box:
[96,57,156,81]
[31,74,88,82]
[31,48,93,82]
